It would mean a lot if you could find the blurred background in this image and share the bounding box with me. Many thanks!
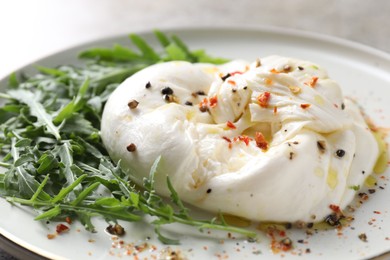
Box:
[0,0,389,259]
[0,0,390,79]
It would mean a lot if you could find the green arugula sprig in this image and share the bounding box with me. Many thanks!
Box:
[0,30,256,243]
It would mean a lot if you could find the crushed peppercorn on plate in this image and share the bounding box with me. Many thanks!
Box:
[101,55,380,223]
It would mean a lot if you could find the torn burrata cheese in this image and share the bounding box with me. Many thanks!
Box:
[101,56,379,223]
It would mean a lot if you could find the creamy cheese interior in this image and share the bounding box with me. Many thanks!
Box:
[101,56,379,223]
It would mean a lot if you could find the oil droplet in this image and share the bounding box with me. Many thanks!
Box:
[364,175,377,188]
[327,168,338,189]
[372,131,388,174]
[256,222,287,232]
[221,214,252,228]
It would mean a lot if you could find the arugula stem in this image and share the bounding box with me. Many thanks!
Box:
[0,162,11,168]
[0,93,12,100]
[140,202,257,238]
[6,197,142,221]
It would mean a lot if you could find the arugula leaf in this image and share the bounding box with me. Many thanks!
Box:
[165,43,188,60]
[7,89,61,140]
[36,66,67,77]
[54,78,90,124]
[129,34,160,62]
[79,45,141,62]
[8,73,19,88]
[154,29,171,47]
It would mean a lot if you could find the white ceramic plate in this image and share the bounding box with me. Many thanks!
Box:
[0,27,389,260]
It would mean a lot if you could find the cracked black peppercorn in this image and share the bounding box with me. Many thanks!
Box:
[317,140,326,153]
[161,87,173,95]
[335,149,346,158]
[126,143,137,152]
[221,73,231,81]
[128,99,139,109]
[325,213,341,226]
[106,224,125,236]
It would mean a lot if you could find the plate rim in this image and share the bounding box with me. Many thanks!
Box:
[0,25,389,259]
[1,24,390,81]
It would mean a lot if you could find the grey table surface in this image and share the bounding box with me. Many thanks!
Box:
[0,0,389,259]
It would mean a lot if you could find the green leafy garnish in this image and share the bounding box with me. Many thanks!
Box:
[349,185,360,191]
[0,30,256,243]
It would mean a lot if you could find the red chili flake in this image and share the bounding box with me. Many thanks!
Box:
[230,71,243,76]
[209,96,218,108]
[56,224,69,234]
[255,132,268,150]
[273,106,278,114]
[226,121,236,129]
[300,104,311,109]
[222,136,233,149]
[135,243,148,252]
[305,76,319,87]
[270,68,280,74]
[65,216,72,225]
[234,135,252,146]
[257,92,271,108]
[329,204,341,213]
[272,238,293,252]
[222,136,232,143]
[199,98,209,112]
[227,79,236,85]
[373,211,381,214]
